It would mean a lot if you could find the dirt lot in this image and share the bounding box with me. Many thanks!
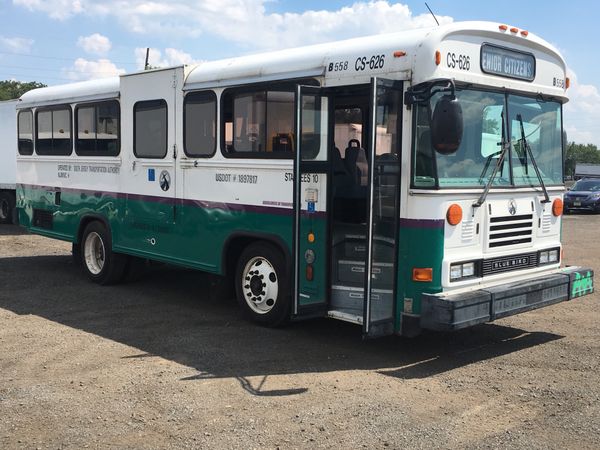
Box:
[0,215,598,449]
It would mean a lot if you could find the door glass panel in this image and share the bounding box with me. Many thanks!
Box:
[365,79,402,336]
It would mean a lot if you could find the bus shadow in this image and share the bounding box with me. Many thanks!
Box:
[0,224,28,236]
[0,255,563,396]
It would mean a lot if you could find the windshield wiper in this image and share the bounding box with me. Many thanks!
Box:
[473,111,509,208]
[516,113,550,203]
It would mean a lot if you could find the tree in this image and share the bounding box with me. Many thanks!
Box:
[0,80,47,101]
[565,142,600,178]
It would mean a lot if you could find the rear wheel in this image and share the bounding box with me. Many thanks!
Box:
[80,221,127,285]
[235,242,290,327]
[0,192,15,224]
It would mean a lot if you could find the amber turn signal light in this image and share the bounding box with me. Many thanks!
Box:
[413,268,433,282]
[435,50,441,65]
[446,204,463,226]
[552,198,563,217]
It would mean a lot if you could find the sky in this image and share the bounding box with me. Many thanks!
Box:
[0,0,598,145]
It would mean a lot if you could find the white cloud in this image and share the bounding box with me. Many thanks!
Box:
[134,47,197,70]
[563,69,600,146]
[13,0,84,20]
[62,58,126,81]
[0,35,34,53]
[77,33,111,55]
[13,1,449,49]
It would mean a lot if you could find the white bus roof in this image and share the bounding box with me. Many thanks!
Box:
[19,77,120,108]
[18,21,568,107]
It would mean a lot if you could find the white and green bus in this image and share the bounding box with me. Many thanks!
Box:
[15,21,593,337]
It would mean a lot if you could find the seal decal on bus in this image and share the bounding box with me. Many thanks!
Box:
[159,170,171,192]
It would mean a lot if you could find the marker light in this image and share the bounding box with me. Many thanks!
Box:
[413,268,433,282]
[393,51,406,58]
[520,30,529,37]
[307,232,315,243]
[435,50,441,65]
[306,264,314,281]
[552,198,563,217]
[446,204,463,226]
[510,27,519,33]
[499,24,508,31]
[566,77,571,89]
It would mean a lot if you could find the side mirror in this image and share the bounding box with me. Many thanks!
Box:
[431,95,463,155]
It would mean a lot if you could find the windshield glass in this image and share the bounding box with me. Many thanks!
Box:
[572,179,600,191]
[412,88,564,188]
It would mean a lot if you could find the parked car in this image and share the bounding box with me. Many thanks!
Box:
[564,178,600,213]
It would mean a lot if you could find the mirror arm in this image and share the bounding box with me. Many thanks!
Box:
[404,78,456,107]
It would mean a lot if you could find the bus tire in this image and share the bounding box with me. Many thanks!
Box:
[80,221,127,285]
[0,191,14,225]
[235,241,290,327]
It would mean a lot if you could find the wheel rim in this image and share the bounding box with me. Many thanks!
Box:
[241,256,279,314]
[0,199,8,220]
[84,232,105,275]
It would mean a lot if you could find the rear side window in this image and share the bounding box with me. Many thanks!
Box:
[184,91,216,157]
[76,100,120,156]
[222,88,295,158]
[134,99,167,159]
[17,110,34,155]
[35,106,72,155]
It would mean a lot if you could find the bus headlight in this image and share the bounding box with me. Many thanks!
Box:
[450,261,477,281]
[538,248,560,265]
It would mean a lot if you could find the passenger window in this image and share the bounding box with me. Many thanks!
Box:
[222,88,294,157]
[76,100,120,156]
[184,91,216,157]
[17,110,34,155]
[134,100,167,159]
[35,106,72,155]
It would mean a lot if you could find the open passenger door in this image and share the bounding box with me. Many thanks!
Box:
[292,85,331,318]
[363,78,403,338]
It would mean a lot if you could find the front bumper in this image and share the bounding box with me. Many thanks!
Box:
[421,266,594,331]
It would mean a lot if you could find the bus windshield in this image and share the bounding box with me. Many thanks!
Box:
[412,88,564,188]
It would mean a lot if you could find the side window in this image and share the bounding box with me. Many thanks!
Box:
[134,100,167,159]
[222,88,294,158]
[76,100,120,156]
[184,91,216,157]
[17,110,34,155]
[35,106,72,155]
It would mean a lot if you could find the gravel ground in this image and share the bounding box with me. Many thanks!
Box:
[0,215,598,449]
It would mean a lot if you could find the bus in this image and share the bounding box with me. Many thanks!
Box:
[0,99,19,224]
[15,21,594,338]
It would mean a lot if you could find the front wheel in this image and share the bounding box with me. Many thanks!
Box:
[80,221,127,285]
[235,242,290,327]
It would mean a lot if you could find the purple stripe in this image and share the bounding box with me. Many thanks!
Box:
[399,218,445,229]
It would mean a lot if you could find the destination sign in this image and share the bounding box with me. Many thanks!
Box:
[480,44,535,81]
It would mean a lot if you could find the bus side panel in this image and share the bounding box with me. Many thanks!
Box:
[17,184,121,243]
[396,219,445,331]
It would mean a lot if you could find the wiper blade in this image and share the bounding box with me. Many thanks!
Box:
[473,137,510,207]
[473,110,509,208]
[516,114,550,203]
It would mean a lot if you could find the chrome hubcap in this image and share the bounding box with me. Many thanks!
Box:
[242,256,278,314]
[84,232,105,275]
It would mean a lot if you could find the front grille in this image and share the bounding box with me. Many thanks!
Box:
[488,214,533,248]
[482,251,538,276]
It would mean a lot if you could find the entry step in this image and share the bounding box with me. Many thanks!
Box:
[331,285,393,322]
[335,259,395,287]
